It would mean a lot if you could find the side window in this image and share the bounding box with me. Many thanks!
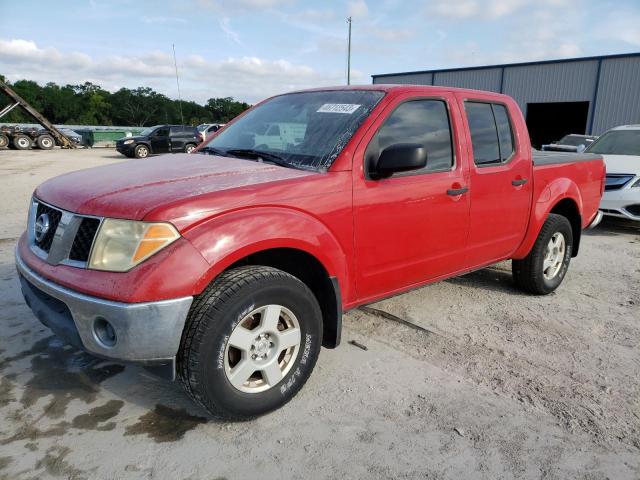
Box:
[370,99,453,175]
[155,127,169,137]
[493,104,514,160]
[465,101,514,165]
[170,126,185,136]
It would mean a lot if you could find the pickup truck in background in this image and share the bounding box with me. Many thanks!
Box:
[16,85,605,419]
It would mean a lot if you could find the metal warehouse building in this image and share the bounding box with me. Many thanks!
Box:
[372,52,640,148]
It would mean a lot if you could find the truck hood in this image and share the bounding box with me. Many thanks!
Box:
[35,153,315,223]
[600,154,640,175]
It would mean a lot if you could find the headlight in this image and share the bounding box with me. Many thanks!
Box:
[89,219,180,272]
[123,139,134,145]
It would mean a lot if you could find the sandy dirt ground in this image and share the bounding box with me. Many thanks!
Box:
[0,148,638,480]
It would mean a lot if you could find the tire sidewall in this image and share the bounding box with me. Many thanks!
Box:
[135,144,149,158]
[14,135,31,149]
[538,219,573,293]
[193,279,322,419]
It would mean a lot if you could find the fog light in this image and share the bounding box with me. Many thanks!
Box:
[94,317,117,347]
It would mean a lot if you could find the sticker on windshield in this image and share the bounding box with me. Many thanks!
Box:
[317,103,361,114]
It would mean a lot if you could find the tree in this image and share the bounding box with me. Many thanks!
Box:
[0,78,251,126]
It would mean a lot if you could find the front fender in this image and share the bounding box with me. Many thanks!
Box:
[512,177,583,259]
[183,206,351,302]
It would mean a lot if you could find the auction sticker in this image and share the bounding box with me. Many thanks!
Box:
[317,103,361,114]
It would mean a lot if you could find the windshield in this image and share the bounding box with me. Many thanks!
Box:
[587,130,640,156]
[197,124,210,132]
[202,90,385,170]
[559,135,592,147]
[140,125,161,136]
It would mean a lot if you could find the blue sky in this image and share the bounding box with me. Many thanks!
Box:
[1,0,639,103]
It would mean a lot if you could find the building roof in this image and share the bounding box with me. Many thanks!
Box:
[372,52,640,79]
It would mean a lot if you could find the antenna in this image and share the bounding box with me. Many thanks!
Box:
[346,17,352,85]
[172,44,184,125]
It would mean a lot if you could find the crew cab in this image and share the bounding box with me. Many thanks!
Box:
[16,86,605,419]
[116,124,202,158]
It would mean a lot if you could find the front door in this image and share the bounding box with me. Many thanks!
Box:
[459,97,533,266]
[353,94,471,301]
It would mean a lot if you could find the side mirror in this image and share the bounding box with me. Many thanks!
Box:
[373,143,427,179]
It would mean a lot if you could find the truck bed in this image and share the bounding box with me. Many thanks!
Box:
[532,150,602,166]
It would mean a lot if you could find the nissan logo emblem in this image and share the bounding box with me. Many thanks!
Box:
[34,213,50,242]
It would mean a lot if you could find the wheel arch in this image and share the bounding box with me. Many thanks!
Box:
[513,178,583,259]
[183,207,351,349]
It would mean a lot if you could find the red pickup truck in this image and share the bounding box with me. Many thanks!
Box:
[16,85,605,419]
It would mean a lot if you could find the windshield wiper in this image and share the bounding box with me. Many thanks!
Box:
[199,146,229,157]
[225,149,298,169]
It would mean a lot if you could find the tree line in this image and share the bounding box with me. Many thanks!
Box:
[0,76,251,127]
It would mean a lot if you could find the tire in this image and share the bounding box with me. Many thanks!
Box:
[134,144,149,158]
[12,134,32,150]
[178,266,323,420]
[0,134,8,148]
[512,213,573,295]
[185,143,196,154]
[36,134,55,150]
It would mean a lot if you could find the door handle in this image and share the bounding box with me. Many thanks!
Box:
[512,178,528,186]
[447,186,469,196]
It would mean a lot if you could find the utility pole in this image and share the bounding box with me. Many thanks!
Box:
[346,16,352,85]
[172,44,184,125]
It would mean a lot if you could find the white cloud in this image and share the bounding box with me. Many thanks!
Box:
[0,38,346,103]
[219,17,243,46]
[427,0,570,19]
[348,0,369,19]
[599,9,640,46]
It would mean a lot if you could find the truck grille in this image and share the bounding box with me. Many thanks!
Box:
[34,203,62,252]
[605,174,634,191]
[69,217,101,261]
[30,199,102,267]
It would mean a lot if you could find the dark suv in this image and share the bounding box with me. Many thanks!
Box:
[116,125,202,158]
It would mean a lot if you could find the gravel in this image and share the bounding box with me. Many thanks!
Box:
[1,148,639,479]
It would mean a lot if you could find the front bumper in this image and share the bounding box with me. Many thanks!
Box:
[600,187,640,221]
[116,143,135,155]
[16,249,193,371]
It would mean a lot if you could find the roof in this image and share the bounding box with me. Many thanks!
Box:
[372,51,640,79]
[287,84,511,98]
[611,124,640,131]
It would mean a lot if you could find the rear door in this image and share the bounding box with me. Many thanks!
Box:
[150,127,170,153]
[353,93,471,301]
[170,126,186,152]
[459,97,533,266]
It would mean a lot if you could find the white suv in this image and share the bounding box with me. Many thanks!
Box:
[586,125,640,221]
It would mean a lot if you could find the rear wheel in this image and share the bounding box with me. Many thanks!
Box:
[36,134,55,150]
[0,134,8,148]
[178,266,322,420]
[185,143,196,153]
[134,144,149,158]
[512,214,573,295]
[13,134,32,150]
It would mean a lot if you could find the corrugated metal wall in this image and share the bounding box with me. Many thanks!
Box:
[373,72,433,85]
[501,60,599,127]
[591,56,640,134]
[372,54,640,135]
[433,68,502,92]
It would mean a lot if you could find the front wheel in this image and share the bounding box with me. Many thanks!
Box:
[512,213,573,295]
[178,266,322,420]
[134,144,149,158]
